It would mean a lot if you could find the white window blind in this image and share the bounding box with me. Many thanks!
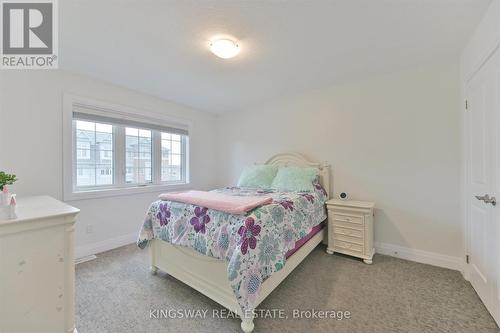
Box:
[73,104,188,135]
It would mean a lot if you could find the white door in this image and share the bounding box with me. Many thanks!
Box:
[467,48,500,325]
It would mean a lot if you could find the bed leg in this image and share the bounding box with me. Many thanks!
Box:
[149,241,158,275]
[241,316,254,333]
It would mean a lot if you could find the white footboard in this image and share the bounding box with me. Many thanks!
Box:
[150,238,241,313]
[150,228,325,332]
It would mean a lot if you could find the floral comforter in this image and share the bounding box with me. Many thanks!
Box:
[137,183,327,312]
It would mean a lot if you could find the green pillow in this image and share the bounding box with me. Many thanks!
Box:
[271,166,319,192]
[237,165,279,188]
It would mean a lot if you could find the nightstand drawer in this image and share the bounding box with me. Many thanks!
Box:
[333,226,364,239]
[334,247,365,258]
[334,240,364,253]
[332,220,364,231]
[332,213,363,225]
[334,234,364,246]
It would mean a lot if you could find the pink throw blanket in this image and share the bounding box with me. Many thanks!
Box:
[159,190,273,215]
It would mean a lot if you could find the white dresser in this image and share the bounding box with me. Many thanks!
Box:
[326,199,375,264]
[0,196,79,333]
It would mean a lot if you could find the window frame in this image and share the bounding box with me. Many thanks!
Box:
[63,94,191,201]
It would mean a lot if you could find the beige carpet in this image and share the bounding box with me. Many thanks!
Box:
[76,244,499,333]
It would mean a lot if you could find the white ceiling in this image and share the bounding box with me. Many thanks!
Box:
[60,0,491,113]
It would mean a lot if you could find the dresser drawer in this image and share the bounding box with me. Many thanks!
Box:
[332,213,363,225]
[334,240,364,253]
[332,226,364,239]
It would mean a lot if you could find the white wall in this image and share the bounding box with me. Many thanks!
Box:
[0,70,218,257]
[0,63,464,265]
[461,0,500,82]
[216,62,462,260]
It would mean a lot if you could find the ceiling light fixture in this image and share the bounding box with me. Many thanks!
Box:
[209,38,240,59]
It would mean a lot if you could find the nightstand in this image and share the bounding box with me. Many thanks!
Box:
[326,199,375,264]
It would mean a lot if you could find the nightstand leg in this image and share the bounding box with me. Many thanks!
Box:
[363,259,373,264]
[326,248,334,255]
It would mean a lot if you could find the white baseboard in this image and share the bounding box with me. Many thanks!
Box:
[75,254,97,265]
[76,233,137,259]
[75,236,464,273]
[375,242,464,272]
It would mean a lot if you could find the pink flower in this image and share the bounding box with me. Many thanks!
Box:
[238,217,261,255]
[314,183,327,196]
[302,193,315,203]
[277,199,294,211]
[190,206,210,234]
[156,202,171,226]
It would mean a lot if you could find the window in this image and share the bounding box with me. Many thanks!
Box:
[161,133,185,182]
[75,120,113,187]
[65,95,189,199]
[125,128,152,184]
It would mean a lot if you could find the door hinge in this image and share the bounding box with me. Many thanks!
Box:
[466,254,470,264]
[465,100,468,110]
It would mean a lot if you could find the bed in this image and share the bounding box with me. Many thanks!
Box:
[137,153,331,332]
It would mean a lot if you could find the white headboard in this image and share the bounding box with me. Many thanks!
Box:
[264,152,331,199]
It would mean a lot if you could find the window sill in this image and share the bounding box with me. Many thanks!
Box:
[64,183,190,202]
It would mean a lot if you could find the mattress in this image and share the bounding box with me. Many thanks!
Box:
[285,222,325,258]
